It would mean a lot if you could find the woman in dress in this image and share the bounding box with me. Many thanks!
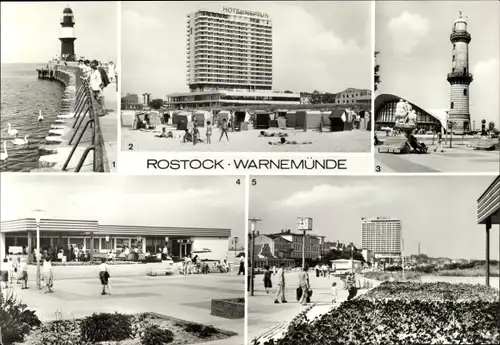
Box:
[298,266,311,305]
[263,265,272,294]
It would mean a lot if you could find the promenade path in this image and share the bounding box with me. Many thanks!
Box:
[248,271,380,343]
[3,266,244,345]
[375,144,499,173]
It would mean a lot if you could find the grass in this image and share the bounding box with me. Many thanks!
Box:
[434,266,499,277]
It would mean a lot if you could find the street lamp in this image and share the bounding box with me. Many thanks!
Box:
[33,209,44,290]
[248,218,261,297]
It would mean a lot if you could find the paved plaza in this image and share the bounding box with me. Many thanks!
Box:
[247,272,378,343]
[375,142,499,173]
[3,265,244,345]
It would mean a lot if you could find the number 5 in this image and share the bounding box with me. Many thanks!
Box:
[252,179,257,186]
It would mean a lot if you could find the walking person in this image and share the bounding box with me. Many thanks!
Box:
[99,258,111,295]
[274,263,287,304]
[298,266,311,306]
[20,258,28,289]
[219,118,229,142]
[42,257,54,294]
[238,256,245,275]
[331,281,338,304]
[263,265,272,294]
[1,258,9,289]
[434,130,444,153]
[346,272,358,301]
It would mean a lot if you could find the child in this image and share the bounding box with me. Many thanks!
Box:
[183,129,192,143]
[206,121,212,144]
[1,258,8,289]
[331,281,338,303]
[99,258,110,295]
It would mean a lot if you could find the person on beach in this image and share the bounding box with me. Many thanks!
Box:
[183,129,193,143]
[263,265,272,294]
[206,121,212,144]
[192,123,200,146]
[274,263,287,304]
[219,118,229,142]
[42,257,53,293]
[269,137,312,145]
[99,258,110,295]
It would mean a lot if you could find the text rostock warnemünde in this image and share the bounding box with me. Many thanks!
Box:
[146,159,348,170]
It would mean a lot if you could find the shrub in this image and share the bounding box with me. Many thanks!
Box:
[184,323,204,334]
[141,325,174,345]
[39,320,84,345]
[199,325,218,338]
[80,312,132,342]
[0,289,41,345]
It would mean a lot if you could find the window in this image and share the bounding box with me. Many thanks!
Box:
[463,89,467,96]
[452,55,455,61]
[453,44,456,49]
[451,102,454,109]
[463,68,466,74]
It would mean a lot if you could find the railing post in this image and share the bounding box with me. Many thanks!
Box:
[62,119,95,171]
[69,106,90,145]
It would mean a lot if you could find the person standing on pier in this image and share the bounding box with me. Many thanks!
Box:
[90,60,106,116]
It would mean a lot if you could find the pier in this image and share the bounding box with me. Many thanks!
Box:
[34,64,117,172]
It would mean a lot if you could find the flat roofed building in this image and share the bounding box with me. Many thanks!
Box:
[335,88,372,105]
[361,217,402,258]
[186,8,272,93]
[0,218,231,262]
[166,90,300,109]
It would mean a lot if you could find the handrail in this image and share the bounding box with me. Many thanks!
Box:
[59,69,106,172]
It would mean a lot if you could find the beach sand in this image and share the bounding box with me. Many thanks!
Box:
[121,126,371,152]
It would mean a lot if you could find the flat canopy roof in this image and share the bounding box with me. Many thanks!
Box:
[477,176,500,225]
[0,218,231,237]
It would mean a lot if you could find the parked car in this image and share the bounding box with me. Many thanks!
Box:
[146,256,174,276]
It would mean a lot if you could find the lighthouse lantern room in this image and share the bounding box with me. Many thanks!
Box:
[59,6,76,61]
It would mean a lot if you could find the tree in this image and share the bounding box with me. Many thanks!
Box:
[284,90,293,94]
[374,51,381,92]
[323,93,337,104]
[149,99,164,110]
[311,90,322,104]
[488,121,495,132]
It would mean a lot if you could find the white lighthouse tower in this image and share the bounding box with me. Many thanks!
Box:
[447,11,473,134]
[59,6,76,61]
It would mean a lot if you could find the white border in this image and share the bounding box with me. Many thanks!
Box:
[116,0,122,173]
[244,175,250,345]
[371,0,376,172]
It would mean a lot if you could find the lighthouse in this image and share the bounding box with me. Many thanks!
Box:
[447,11,473,135]
[59,6,76,61]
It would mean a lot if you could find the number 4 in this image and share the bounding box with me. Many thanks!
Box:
[236,179,241,185]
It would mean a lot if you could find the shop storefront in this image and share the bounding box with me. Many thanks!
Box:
[0,218,231,263]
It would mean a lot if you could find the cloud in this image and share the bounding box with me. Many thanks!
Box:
[122,10,164,31]
[272,184,389,209]
[387,11,429,56]
[471,58,499,123]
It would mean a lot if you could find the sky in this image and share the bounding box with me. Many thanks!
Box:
[1,175,245,240]
[376,1,500,125]
[121,1,372,99]
[1,2,117,64]
[250,176,500,260]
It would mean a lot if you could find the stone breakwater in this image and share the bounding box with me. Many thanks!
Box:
[35,64,107,172]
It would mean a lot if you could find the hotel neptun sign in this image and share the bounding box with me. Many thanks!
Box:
[222,7,269,18]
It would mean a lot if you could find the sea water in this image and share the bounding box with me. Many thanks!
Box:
[1,63,64,172]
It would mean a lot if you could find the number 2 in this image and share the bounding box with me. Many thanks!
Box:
[128,143,134,150]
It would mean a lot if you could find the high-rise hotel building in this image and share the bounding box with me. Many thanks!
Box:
[167,7,300,109]
[361,217,402,259]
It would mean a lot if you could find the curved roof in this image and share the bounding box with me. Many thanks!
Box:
[63,7,73,14]
[375,93,448,127]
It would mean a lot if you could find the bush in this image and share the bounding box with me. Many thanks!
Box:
[0,289,41,345]
[141,325,174,345]
[199,325,218,338]
[80,312,132,342]
[39,320,85,345]
[184,323,204,334]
